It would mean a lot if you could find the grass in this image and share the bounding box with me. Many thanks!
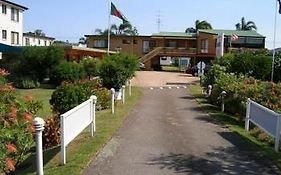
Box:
[15,87,142,175]
[189,85,281,169]
[15,88,55,119]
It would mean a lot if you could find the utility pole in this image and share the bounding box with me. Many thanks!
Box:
[157,11,161,33]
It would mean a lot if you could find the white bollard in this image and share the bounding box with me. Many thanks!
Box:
[208,85,213,96]
[111,88,115,114]
[90,95,97,135]
[33,117,45,175]
[129,80,132,96]
[122,85,126,104]
[221,91,227,112]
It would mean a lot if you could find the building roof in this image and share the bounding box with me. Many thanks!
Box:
[198,29,265,38]
[0,0,28,10]
[23,33,55,40]
[151,32,197,38]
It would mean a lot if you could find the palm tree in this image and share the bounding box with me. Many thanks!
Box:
[94,22,138,36]
[185,20,212,33]
[235,17,257,31]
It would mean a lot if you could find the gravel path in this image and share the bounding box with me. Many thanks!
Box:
[83,87,280,175]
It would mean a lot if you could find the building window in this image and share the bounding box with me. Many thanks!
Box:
[11,32,19,45]
[2,4,7,14]
[201,39,208,53]
[25,38,30,46]
[44,40,47,46]
[133,40,138,44]
[11,8,19,22]
[38,39,41,45]
[94,40,108,48]
[2,30,7,40]
[122,39,131,44]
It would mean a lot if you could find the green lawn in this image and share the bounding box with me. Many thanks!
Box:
[16,88,55,119]
[189,85,281,169]
[15,87,142,175]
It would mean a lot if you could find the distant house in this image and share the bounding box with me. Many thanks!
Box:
[86,29,266,70]
[23,32,55,46]
[0,0,28,46]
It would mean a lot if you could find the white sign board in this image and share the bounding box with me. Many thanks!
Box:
[197,61,206,76]
[216,33,224,58]
[61,96,97,165]
[245,99,281,151]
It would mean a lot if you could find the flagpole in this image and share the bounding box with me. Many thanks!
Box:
[271,0,278,82]
[107,0,111,55]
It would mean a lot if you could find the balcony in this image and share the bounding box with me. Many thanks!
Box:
[159,47,197,57]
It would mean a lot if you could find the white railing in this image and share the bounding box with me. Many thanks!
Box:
[245,98,281,152]
[60,95,97,165]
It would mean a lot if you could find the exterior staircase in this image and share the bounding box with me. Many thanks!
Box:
[140,47,163,63]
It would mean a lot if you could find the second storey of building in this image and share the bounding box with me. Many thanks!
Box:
[23,33,55,47]
[0,0,27,46]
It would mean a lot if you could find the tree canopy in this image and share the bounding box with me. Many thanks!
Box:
[185,20,213,33]
[235,17,257,31]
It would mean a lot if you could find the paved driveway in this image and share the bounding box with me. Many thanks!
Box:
[83,87,280,175]
[132,71,199,87]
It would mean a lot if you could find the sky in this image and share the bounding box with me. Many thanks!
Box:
[14,0,281,49]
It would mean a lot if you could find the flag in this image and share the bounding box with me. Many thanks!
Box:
[231,34,239,41]
[111,2,128,23]
[277,0,281,14]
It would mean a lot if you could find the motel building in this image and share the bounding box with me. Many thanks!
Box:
[86,29,265,70]
[0,0,27,58]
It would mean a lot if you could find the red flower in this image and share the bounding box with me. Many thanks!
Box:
[5,158,15,172]
[6,143,17,153]
[23,112,33,122]
[24,94,33,102]
[29,125,35,133]
[9,106,17,121]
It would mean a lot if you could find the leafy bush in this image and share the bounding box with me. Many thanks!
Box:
[99,54,138,90]
[13,77,40,89]
[43,116,60,149]
[0,70,42,174]
[50,61,86,85]
[50,80,110,114]
[218,51,272,81]
[273,53,281,82]
[82,58,101,78]
[15,46,64,82]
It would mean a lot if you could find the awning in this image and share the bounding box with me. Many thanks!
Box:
[0,43,23,54]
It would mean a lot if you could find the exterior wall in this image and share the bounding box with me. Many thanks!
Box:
[22,36,54,46]
[0,2,24,46]
[196,32,216,57]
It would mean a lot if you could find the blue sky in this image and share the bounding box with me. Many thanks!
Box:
[15,0,281,49]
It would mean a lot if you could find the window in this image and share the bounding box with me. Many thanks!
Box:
[11,32,19,45]
[11,8,19,22]
[2,4,7,14]
[38,39,41,45]
[44,40,47,46]
[166,40,177,48]
[2,30,7,40]
[25,38,30,46]
[93,40,108,48]
[122,39,131,44]
[133,40,138,44]
[201,39,208,53]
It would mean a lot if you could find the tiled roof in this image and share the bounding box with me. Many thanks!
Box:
[198,29,265,38]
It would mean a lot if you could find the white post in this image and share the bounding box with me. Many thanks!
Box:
[60,115,66,165]
[274,115,281,152]
[111,88,115,114]
[122,85,126,104]
[245,98,251,131]
[207,85,212,97]
[221,91,226,112]
[33,117,45,175]
[90,96,97,135]
[129,80,132,96]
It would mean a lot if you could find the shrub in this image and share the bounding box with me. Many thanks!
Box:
[99,54,138,90]
[15,46,64,82]
[50,80,110,114]
[13,77,40,89]
[0,70,42,174]
[43,116,60,149]
[273,53,281,82]
[82,58,101,78]
[50,61,86,85]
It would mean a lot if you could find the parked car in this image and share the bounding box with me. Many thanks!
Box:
[139,63,145,70]
[186,64,211,76]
